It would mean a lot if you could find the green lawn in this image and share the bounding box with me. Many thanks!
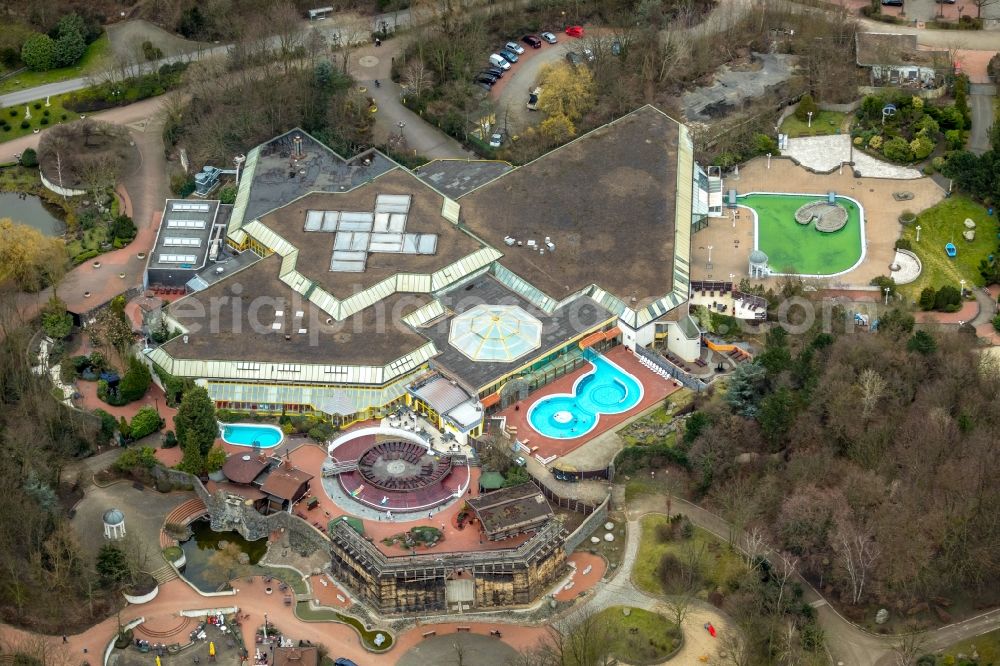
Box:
[593,606,681,665]
[633,514,744,596]
[742,193,864,276]
[935,628,1000,664]
[898,195,998,300]
[0,34,111,95]
[780,110,847,138]
[0,93,77,144]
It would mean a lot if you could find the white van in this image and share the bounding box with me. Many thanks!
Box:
[489,54,512,70]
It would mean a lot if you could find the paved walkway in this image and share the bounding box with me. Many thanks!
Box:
[556,505,731,663]
[783,135,923,179]
[350,43,472,160]
[969,83,997,156]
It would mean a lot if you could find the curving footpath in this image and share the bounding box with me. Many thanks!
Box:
[622,491,1000,666]
[557,507,731,663]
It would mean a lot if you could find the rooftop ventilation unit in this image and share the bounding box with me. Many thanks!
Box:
[504,236,516,246]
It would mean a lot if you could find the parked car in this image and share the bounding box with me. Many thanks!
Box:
[565,51,583,66]
[582,47,594,62]
[334,660,358,666]
[483,66,505,78]
[489,132,504,148]
[611,38,622,55]
[880,0,902,5]
[474,81,492,92]
[504,41,525,54]
[514,455,527,467]
[540,31,558,43]
[527,88,540,110]
[474,74,497,86]
[498,49,519,63]
[522,34,542,48]
[489,54,512,70]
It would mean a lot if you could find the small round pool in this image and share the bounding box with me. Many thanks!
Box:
[527,354,644,440]
[220,423,284,448]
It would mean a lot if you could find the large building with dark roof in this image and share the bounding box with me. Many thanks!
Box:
[144,106,720,438]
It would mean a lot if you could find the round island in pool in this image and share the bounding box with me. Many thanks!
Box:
[527,353,644,440]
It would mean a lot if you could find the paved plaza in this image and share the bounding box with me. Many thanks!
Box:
[692,157,945,287]
[783,135,923,179]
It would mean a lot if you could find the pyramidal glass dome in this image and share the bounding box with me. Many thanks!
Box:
[449,304,543,363]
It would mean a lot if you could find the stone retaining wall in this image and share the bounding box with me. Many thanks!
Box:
[563,495,611,553]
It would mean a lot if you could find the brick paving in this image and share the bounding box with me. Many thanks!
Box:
[914,299,979,324]
[554,551,606,602]
[692,157,945,288]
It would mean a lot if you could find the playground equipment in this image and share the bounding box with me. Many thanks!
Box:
[945,243,957,257]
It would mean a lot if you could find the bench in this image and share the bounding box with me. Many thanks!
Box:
[457,627,470,632]
[422,631,436,638]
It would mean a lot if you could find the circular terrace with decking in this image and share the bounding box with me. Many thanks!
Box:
[323,427,470,513]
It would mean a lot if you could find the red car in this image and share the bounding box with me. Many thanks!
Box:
[565,25,584,37]
[522,35,542,48]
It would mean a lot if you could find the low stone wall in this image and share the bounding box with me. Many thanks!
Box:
[859,85,945,100]
[819,100,861,113]
[40,170,86,197]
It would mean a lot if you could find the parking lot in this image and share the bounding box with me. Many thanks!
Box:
[487,33,575,135]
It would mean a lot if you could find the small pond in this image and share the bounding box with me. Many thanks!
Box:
[0,192,66,236]
[179,518,268,592]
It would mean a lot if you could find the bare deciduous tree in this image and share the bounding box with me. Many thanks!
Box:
[835,519,880,605]
[858,368,887,419]
[401,59,435,98]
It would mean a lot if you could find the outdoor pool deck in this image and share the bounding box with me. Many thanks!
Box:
[689,156,945,287]
[741,193,864,277]
[496,346,679,462]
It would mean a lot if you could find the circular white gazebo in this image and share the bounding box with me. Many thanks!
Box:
[103,508,126,541]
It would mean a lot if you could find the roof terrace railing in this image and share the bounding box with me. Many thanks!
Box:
[329,517,565,574]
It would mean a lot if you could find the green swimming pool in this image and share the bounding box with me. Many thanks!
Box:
[742,193,864,276]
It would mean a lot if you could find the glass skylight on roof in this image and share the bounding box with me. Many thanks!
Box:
[163,237,203,247]
[167,219,207,229]
[159,254,198,264]
[171,202,211,212]
[448,304,543,363]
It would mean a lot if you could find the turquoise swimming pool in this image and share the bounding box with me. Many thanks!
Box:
[527,353,644,440]
[220,423,284,448]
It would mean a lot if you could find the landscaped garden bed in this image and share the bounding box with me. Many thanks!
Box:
[851,89,968,165]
